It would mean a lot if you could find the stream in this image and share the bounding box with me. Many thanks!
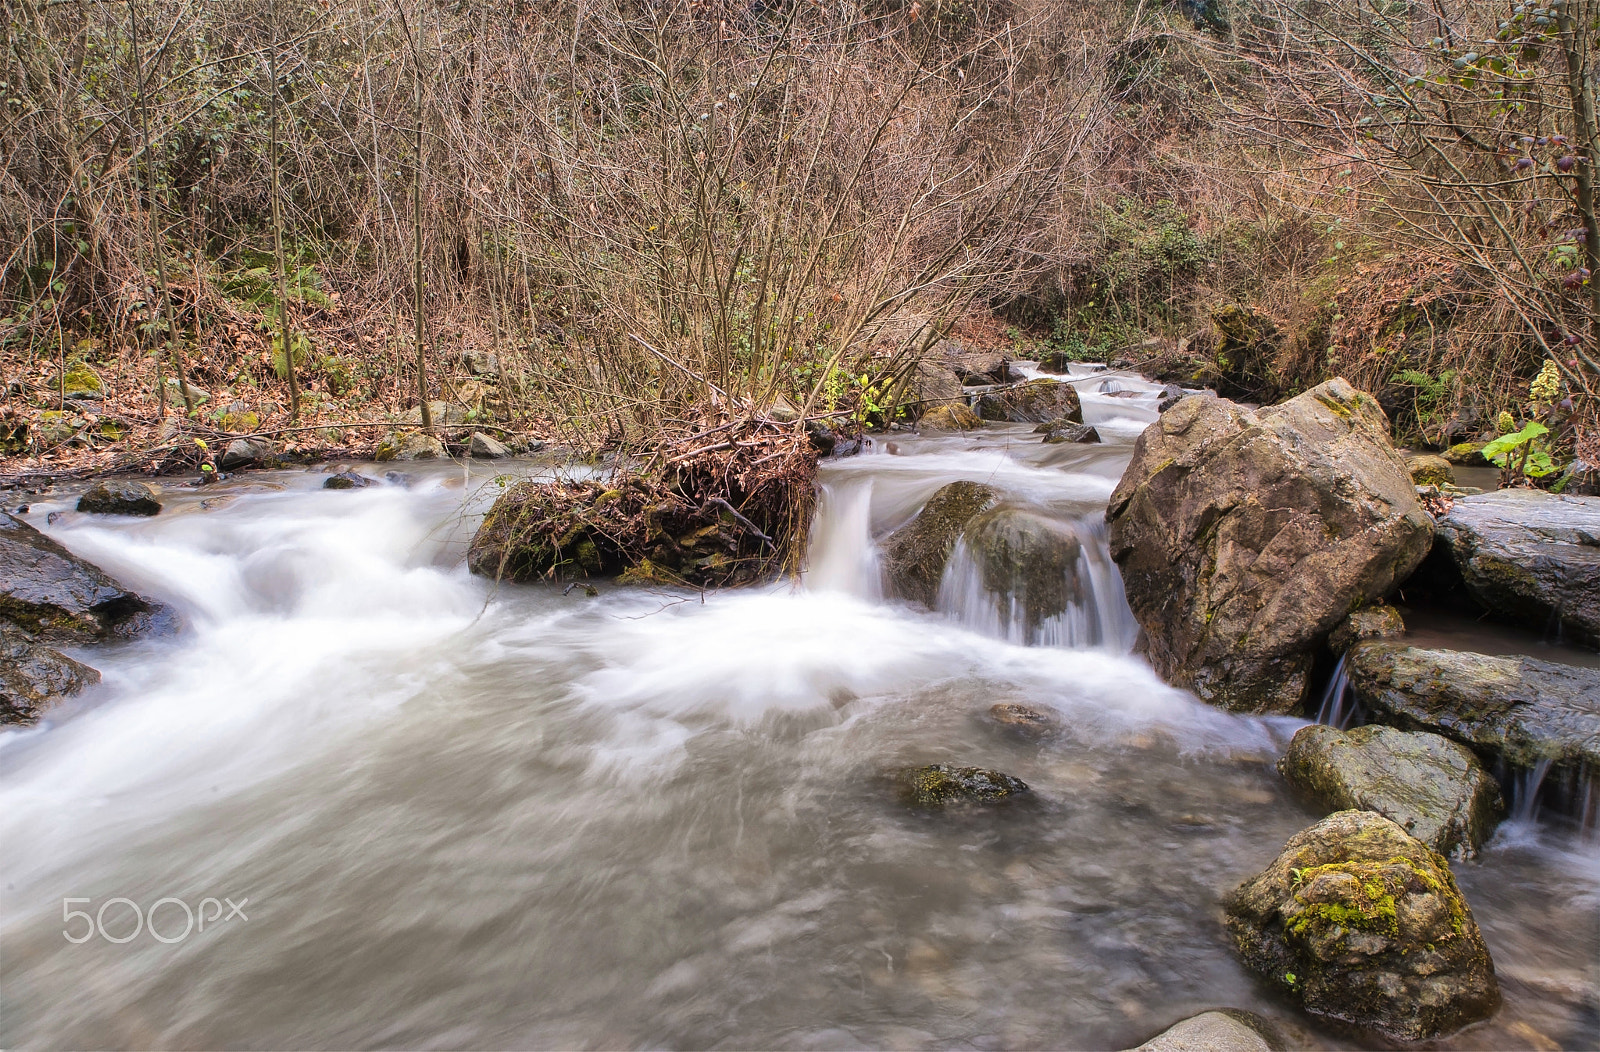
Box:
[2,372,1597,1049]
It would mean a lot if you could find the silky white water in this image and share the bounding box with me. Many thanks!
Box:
[2,385,1596,1049]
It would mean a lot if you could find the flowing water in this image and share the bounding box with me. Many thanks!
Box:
[2,374,1598,1049]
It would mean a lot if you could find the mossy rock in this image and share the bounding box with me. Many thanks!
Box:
[919,403,982,431]
[1224,810,1498,1042]
[895,763,1029,807]
[219,410,260,432]
[61,365,102,396]
[1442,441,1489,466]
[1408,455,1455,487]
[375,431,446,462]
[881,481,1001,606]
[1328,603,1405,653]
[960,507,1086,633]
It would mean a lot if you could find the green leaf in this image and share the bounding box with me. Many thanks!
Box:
[1481,421,1549,462]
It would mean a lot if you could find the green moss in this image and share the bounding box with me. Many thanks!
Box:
[1286,854,1466,947]
[62,365,101,394]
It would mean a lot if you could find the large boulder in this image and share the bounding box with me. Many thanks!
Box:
[1436,490,1600,648]
[1223,810,1499,1042]
[76,480,161,517]
[1278,724,1504,858]
[959,508,1086,635]
[0,622,99,724]
[0,513,174,642]
[881,481,1000,606]
[975,379,1083,424]
[1106,379,1434,714]
[1347,641,1600,771]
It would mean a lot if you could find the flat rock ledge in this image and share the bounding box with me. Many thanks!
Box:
[1348,641,1600,771]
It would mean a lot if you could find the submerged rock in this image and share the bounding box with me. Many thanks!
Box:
[323,471,372,490]
[1278,724,1503,857]
[987,703,1058,740]
[375,431,447,462]
[1127,1010,1282,1052]
[76,480,161,517]
[1347,641,1600,771]
[0,622,98,724]
[881,481,1000,607]
[1106,379,1433,714]
[1223,810,1499,1041]
[975,379,1083,424]
[0,513,174,642]
[960,508,1085,633]
[1436,490,1600,648]
[895,764,1029,807]
[918,403,982,432]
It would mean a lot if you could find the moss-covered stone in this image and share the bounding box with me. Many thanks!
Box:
[895,763,1029,807]
[1408,454,1455,487]
[1442,441,1489,466]
[919,403,982,431]
[881,481,1001,607]
[1224,810,1498,1042]
[375,431,446,462]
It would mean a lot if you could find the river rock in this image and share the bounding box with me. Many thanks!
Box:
[323,471,372,490]
[1409,455,1455,487]
[1039,423,1100,444]
[896,764,1029,807]
[469,432,511,458]
[1328,604,1405,653]
[905,360,965,410]
[1436,490,1600,648]
[975,379,1083,424]
[1278,724,1504,857]
[1223,809,1499,1041]
[1442,441,1489,466]
[0,513,174,642]
[1347,641,1600,770]
[375,431,447,462]
[919,403,982,431]
[881,481,1000,606]
[931,339,1008,385]
[987,703,1059,740]
[961,508,1085,633]
[219,436,273,470]
[1106,378,1433,714]
[0,622,99,724]
[76,480,161,517]
[1127,1010,1282,1052]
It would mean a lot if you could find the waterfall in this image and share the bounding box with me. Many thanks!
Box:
[1509,757,1556,823]
[1314,654,1357,729]
[802,480,881,600]
[933,518,1138,652]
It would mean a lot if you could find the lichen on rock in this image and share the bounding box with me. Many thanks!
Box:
[1224,810,1498,1042]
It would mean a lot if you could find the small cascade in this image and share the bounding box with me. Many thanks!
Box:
[1097,378,1125,394]
[803,480,882,600]
[934,515,1138,651]
[1314,654,1359,729]
[1508,757,1555,822]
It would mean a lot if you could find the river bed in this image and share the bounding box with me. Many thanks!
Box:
[1,374,1597,1049]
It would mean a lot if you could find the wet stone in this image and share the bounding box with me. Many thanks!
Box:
[895,764,1029,807]
[76,480,161,517]
[987,703,1058,739]
[324,471,372,490]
